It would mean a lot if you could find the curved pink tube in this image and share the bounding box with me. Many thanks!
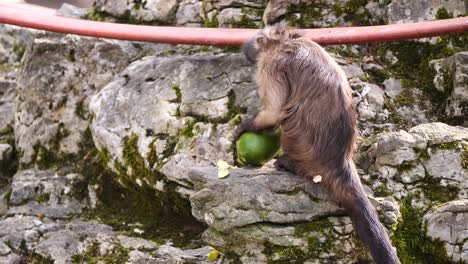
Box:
[0,2,467,46]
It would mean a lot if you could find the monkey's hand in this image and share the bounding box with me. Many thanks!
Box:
[233,118,255,141]
[234,117,277,141]
[274,155,296,174]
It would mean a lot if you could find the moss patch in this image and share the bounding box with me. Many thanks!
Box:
[391,197,452,264]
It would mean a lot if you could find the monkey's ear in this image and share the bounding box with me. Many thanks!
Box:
[256,35,268,47]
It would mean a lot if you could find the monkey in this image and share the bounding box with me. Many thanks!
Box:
[235,24,401,264]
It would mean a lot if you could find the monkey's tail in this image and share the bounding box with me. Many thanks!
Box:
[326,161,401,264]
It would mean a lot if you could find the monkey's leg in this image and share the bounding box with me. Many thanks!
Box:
[234,111,279,141]
[274,155,296,173]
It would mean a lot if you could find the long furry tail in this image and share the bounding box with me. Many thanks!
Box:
[327,161,401,264]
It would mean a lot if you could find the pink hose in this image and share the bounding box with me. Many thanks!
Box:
[0,2,467,46]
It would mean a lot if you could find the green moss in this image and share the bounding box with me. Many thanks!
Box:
[430,141,460,151]
[85,10,107,21]
[419,175,460,203]
[75,99,86,120]
[435,7,452,20]
[71,243,129,264]
[263,241,308,264]
[201,0,219,28]
[338,0,373,26]
[285,3,324,28]
[221,251,242,263]
[13,43,27,61]
[81,133,205,247]
[158,49,176,57]
[36,193,50,204]
[393,88,416,108]
[391,197,452,264]
[67,49,76,62]
[170,84,182,103]
[461,144,468,169]
[3,188,11,208]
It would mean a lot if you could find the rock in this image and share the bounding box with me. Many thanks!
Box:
[383,78,402,99]
[189,166,392,262]
[33,220,115,264]
[370,122,468,201]
[0,78,15,131]
[0,144,12,163]
[424,199,468,263]
[0,241,11,255]
[7,169,88,218]
[0,25,37,132]
[55,3,89,19]
[263,0,385,27]
[217,7,261,27]
[387,0,466,24]
[176,0,204,26]
[16,33,149,164]
[117,235,157,251]
[90,54,255,192]
[190,166,341,231]
[94,0,179,24]
[154,245,212,263]
[431,52,468,123]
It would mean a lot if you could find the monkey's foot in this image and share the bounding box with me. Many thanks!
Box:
[274,155,296,173]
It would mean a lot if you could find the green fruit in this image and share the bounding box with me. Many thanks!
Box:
[236,131,281,166]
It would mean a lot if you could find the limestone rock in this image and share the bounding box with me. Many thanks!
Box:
[7,169,88,219]
[90,54,255,192]
[154,245,212,263]
[16,33,148,164]
[190,166,341,231]
[387,0,466,24]
[55,3,90,19]
[263,0,386,27]
[0,144,12,163]
[370,122,468,201]
[176,0,204,26]
[431,52,468,124]
[424,199,468,263]
[94,0,179,24]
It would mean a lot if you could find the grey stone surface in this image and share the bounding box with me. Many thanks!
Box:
[176,0,204,26]
[55,3,90,18]
[0,144,12,163]
[90,54,255,191]
[7,169,87,219]
[190,166,341,231]
[15,34,149,164]
[424,199,468,263]
[432,52,468,124]
[94,0,179,24]
[369,122,468,201]
[387,0,466,24]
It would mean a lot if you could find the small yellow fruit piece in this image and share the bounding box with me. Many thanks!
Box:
[37,212,45,221]
[217,160,231,178]
[207,249,221,261]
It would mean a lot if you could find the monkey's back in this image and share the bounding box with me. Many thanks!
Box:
[265,39,358,179]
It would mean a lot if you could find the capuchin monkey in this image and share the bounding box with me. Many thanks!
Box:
[235,24,401,264]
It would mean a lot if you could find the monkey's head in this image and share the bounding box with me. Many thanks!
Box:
[242,23,302,64]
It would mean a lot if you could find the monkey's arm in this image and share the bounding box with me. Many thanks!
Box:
[233,109,279,140]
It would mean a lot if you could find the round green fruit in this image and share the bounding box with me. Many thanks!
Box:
[236,131,281,166]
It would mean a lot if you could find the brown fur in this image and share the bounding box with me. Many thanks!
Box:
[236,24,401,264]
